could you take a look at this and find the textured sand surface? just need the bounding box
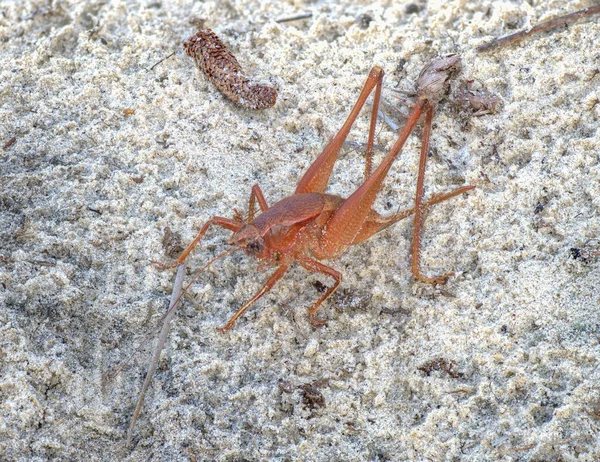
[1,0,599,460]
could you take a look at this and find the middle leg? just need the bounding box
[218,263,289,332]
[297,256,342,327]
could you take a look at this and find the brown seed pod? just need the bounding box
[183,29,278,110]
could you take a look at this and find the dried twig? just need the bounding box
[477,5,600,52]
[146,51,177,72]
[275,12,312,23]
[3,136,16,151]
[126,264,186,445]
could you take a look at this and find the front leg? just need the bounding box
[219,263,289,332]
[297,256,342,327]
[153,216,241,269]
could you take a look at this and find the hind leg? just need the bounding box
[350,186,474,246]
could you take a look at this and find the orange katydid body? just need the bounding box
[160,55,474,331]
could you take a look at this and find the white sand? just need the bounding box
[1,0,599,460]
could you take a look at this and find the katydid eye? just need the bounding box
[247,240,262,252]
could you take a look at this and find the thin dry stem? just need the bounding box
[275,12,312,23]
[477,5,600,52]
[126,264,186,446]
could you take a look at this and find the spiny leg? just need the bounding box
[218,263,289,332]
[411,105,458,285]
[364,71,382,181]
[320,99,427,258]
[295,66,384,195]
[297,256,341,327]
[351,185,475,245]
[154,216,241,269]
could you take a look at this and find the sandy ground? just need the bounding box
[1,0,600,460]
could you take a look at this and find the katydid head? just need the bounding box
[229,223,270,260]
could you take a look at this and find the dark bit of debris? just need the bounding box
[299,381,327,409]
[570,246,600,261]
[162,227,185,259]
[147,51,177,72]
[278,379,294,394]
[30,260,56,267]
[405,3,423,15]
[356,13,373,29]
[438,288,456,298]
[454,80,501,117]
[534,202,545,214]
[476,5,600,53]
[3,136,16,151]
[570,247,584,261]
[585,403,600,420]
[279,378,329,409]
[418,358,464,379]
[313,280,327,293]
